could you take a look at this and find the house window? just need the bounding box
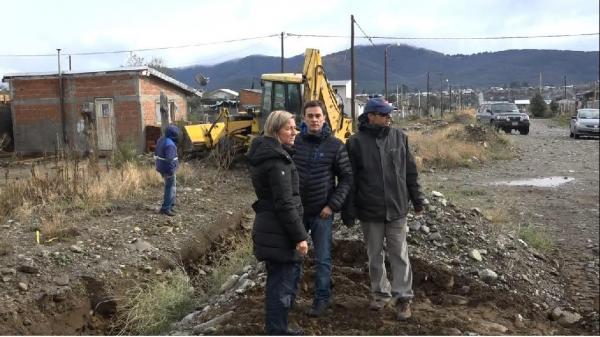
[101,103,111,117]
[155,99,175,125]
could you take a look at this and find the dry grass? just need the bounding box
[407,123,515,171]
[0,157,198,244]
[115,269,195,335]
[0,161,162,219]
[407,125,485,170]
[482,207,511,225]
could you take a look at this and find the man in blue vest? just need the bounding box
[293,100,353,317]
[155,125,180,216]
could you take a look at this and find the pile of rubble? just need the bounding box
[168,191,598,335]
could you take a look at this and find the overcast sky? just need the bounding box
[1,0,598,80]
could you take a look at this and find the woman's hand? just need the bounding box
[296,240,308,256]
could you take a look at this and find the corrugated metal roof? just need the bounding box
[2,66,200,96]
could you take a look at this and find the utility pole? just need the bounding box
[384,47,388,101]
[57,49,67,147]
[280,32,284,72]
[426,71,430,116]
[564,74,567,100]
[68,55,72,71]
[439,76,443,118]
[350,15,356,128]
[539,72,542,94]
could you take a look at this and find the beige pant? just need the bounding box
[361,218,414,302]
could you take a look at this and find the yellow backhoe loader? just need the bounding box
[181,48,353,157]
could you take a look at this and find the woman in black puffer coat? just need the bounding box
[246,110,308,336]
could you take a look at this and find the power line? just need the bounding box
[351,19,375,46]
[1,31,597,58]
[0,34,280,58]
[287,32,599,40]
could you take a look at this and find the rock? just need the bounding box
[235,279,256,294]
[1,268,16,275]
[479,268,498,282]
[133,239,154,252]
[2,276,11,283]
[439,198,448,206]
[431,191,444,198]
[17,265,38,274]
[420,225,431,234]
[446,294,469,305]
[219,275,240,293]
[471,207,483,215]
[428,232,443,241]
[469,249,483,262]
[517,239,528,247]
[514,314,525,329]
[54,276,70,286]
[18,282,28,291]
[439,327,462,335]
[143,266,153,273]
[193,311,234,334]
[480,321,508,333]
[70,245,84,253]
[408,221,422,232]
[551,307,582,326]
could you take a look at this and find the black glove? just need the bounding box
[342,216,357,227]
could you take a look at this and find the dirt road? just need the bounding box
[421,118,600,312]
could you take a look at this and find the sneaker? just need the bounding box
[369,298,390,311]
[396,301,412,320]
[306,299,330,317]
[284,327,304,335]
[159,209,175,217]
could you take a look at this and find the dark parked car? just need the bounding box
[570,108,599,139]
[476,102,530,135]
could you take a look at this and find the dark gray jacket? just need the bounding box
[246,136,308,263]
[293,123,353,217]
[345,122,425,222]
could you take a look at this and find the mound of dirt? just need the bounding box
[169,192,597,335]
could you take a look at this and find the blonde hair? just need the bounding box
[263,110,294,139]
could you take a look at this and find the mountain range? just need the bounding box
[169,44,599,93]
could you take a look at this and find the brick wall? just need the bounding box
[139,77,188,126]
[9,72,191,154]
[240,89,261,109]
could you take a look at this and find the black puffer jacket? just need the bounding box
[246,136,308,263]
[293,123,353,217]
[345,119,425,222]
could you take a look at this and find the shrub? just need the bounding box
[530,93,548,118]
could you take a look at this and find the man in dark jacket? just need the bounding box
[345,97,426,321]
[293,100,352,317]
[155,124,180,216]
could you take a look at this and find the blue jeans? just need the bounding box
[265,261,301,335]
[296,214,333,303]
[160,174,176,212]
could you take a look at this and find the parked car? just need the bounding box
[570,108,599,139]
[476,102,530,135]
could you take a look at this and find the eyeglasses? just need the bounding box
[374,112,391,118]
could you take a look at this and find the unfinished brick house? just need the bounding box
[2,66,198,154]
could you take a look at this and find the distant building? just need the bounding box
[330,80,352,116]
[239,88,261,112]
[2,66,198,155]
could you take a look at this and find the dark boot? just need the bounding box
[306,299,330,317]
[396,301,412,320]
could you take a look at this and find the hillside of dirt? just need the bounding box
[0,118,598,335]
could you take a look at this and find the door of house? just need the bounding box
[95,98,115,151]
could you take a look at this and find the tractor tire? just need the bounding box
[519,127,529,135]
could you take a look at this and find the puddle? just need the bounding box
[490,176,575,188]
